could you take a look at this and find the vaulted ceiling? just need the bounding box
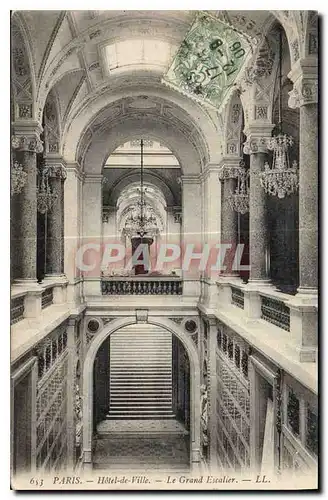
[12,10,314,168]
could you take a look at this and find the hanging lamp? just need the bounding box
[229,160,250,215]
[259,28,299,199]
[124,139,157,237]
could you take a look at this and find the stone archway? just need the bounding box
[82,316,201,471]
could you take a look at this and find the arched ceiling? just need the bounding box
[13,10,314,171]
[104,168,181,208]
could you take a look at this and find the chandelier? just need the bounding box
[229,161,250,214]
[11,159,27,196]
[37,167,57,214]
[259,28,299,199]
[125,139,157,237]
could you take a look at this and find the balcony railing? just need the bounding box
[260,295,290,331]
[41,287,54,309]
[11,294,25,325]
[101,277,183,295]
[231,286,244,309]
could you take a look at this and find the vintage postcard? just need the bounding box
[10,9,318,491]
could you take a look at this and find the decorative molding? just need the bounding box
[18,103,33,119]
[226,142,238,155]
[136,309,148,323]
[308,32,318,55]
[101,317,116,325]
[255,105,268,120]
[242,41,275,86]
[231,103,241,124]
[288,78,318,108]
[170,317,184,324]
[291,39,300,62]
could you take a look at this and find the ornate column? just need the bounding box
[288,57,318,294]
[44,158,67,279]
[11,125,43,285]
[243,125,274,284]
[218,158,243,277]
[287,57,318,362]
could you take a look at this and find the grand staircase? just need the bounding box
[107,324,174,419]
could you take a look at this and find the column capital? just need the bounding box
[11,121,43,153]
[243,124,274,155]
[46,165,67,181]
[44,157,67,181]
[288,57,318,108]
[12,133,43,154]
[218,157,243,181]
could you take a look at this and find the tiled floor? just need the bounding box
[93,419,190,472]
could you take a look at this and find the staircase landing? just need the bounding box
[94,419,190,472]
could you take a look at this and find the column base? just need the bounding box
[288,289,318,361]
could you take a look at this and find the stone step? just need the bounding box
[109,327,173,418]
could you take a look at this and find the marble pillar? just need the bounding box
[218,159,242,277]
[288,58,318,294]
[243,128,273,284]
[11,129,43,285]
[298,103,318,291]
[44,161,67,277]
[287,58,318,361]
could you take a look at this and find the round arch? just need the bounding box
[61,72,221,166]
[109,171,178,207]
[82,316,201,471]
[83,117,202,176]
